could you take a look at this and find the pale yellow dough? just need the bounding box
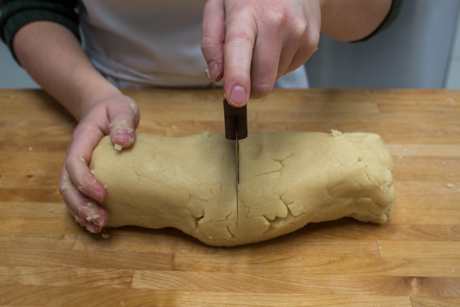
[90,131,395,246]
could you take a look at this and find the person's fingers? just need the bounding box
[274,12,309,79]
[249,16,285,99]
[65,121,107,203]
[276,44,299,80]
[68,207,103,233]
[283,26,320,76]
[223,7,257,107]
[108,100,139,149]
[201,0,225,82]
[59,166,109,233]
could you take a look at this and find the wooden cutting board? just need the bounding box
[0,88,459,307]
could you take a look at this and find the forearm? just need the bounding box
[13,21,120,120]
[320,0,392,41]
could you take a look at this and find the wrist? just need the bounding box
[75,75,122,120]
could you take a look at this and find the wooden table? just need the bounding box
[0,88,459,307]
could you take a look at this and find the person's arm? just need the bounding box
[13,21,139,232]
[320,0,392,42]
[201,0,393,107]
[13,21,119,120]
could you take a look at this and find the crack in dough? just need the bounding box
[89,131,396,246]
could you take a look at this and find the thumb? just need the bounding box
[108,99,139,149]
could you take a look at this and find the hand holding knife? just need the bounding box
[223,98,247,226]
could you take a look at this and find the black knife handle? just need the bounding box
[223,98,248,140]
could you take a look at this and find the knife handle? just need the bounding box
[223,98,248,140]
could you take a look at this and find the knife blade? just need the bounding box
[223,98,248,226]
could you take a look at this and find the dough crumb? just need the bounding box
[172,125,178,130]
[86,213,100,222]
[377,247,382,250]
[114,144,122,151]
[117,120,127,130]
[87,224,96,233]
[203,131,211,137]
[104,184,108,189]
[87,126,93,132]
[120,301,125,306]
[87,203,93,207]
[446,183,454,188]
[398,155,402,159]
[61,182,73,191]
[401,219,405,223]
[130,102,137,114]
[450,173,453,176]
[28,147,33,151]
[331,129,343,137]
[49,208,54,213]
[90,170,95,175]
[205,67,210,79]
[64,171,70,180]
[101,233,110,239]
[79,155,86,163]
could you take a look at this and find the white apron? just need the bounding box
[79,0,308,88]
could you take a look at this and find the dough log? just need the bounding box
[89,131,395,246]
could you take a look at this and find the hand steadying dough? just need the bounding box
[86,130,395,246]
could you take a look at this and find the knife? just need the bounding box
[223,98,248,225]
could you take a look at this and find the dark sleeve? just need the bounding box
[0,0,80,61]
[353,0,404,42]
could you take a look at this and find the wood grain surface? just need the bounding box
[0,88,459,307]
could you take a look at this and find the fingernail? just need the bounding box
[208,61,219,81]
[114,131,134,146]
[229,85,247,107]
[92,190,104,202]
